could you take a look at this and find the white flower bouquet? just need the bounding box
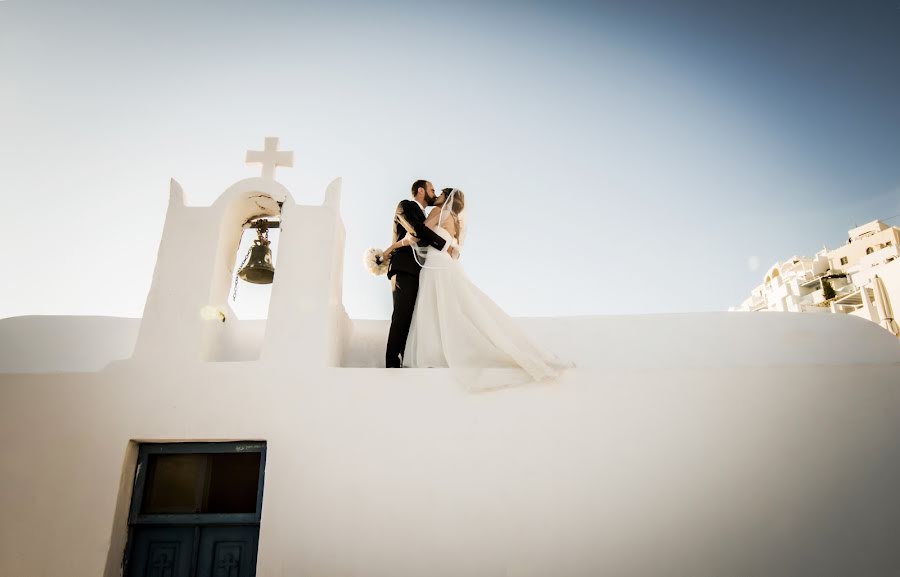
[364,247,389,276]
[364,212,417,276]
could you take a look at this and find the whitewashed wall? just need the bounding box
[1,314,899,577]
[3,312,900,374]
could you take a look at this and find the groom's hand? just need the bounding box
[447,246,457,258]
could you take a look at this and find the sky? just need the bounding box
[1,0,898,320]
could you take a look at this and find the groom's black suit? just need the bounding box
[385,199,448,368]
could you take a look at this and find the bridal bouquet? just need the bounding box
[364,212,416,276]
[364,247,389,276]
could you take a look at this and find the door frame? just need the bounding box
[122,441,267,577]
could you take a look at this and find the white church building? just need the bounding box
[2,140,900,577]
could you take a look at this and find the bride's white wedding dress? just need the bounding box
[403,225,572,389]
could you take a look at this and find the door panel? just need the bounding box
[125,444,266,577]
[127,526,195,577]
[196,526,259,577]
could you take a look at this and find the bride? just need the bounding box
[383,188,572,390]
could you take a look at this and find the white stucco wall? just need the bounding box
[3,311,900,374]
[0,316,140,373]
[1,357,899,577]
[1,313,899,577]
[345,311,900,369]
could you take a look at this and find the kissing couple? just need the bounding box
[379,179,571,390]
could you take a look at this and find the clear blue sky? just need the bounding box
[1,0,898,320]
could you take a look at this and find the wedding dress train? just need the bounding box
[403,226,571,389]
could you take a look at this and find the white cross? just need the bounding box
[245,137,294,180]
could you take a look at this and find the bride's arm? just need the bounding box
[441,218,461,259]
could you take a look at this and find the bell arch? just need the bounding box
[207,178,290,321]
[133,139,330,364]
[198,179,292,362]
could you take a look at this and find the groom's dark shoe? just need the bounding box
[386,353,402,368]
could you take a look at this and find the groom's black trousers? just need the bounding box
[386,271,420,368]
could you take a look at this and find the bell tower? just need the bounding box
[131,137,350,366]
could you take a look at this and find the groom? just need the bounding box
[385,180,453,368]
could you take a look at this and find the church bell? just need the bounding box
[238,220,275,284]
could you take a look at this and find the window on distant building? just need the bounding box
[840,256,848,266]
[866,247,875,255]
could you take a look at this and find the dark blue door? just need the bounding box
[123,442,266,577]
[196,526,260,577]
[127,526,261,577]
[128,527,194,577]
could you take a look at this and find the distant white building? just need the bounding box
[733,220,900,336]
